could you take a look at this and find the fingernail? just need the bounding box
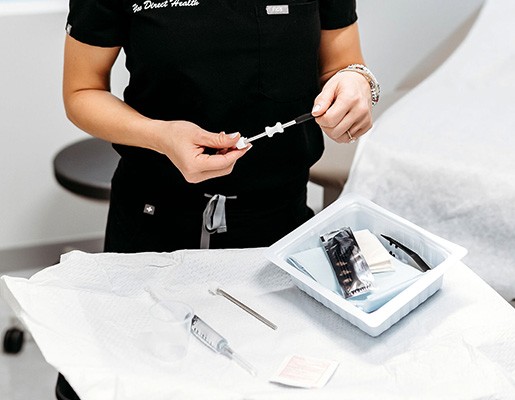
[228,132,240,138]
[312,104,322,113]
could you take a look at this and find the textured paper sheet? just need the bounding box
[1,249,515,399]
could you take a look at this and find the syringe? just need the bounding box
[190,315,258,376]
[235,112,314,149]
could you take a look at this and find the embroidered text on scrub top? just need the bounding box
[132,0,199,13]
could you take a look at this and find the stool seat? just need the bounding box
[53,138,120,200]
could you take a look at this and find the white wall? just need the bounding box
[0,8,128,260]
[0,0,484,263]
[0,11,101,251]
[358,0,484,93]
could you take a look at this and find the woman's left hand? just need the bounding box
[311,70,373,143]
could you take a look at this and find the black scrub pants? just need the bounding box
[102,156,314,253]
[55,158,314,399]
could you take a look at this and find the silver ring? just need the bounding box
[347,130,356,143]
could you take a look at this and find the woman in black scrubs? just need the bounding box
[57,0,378,398]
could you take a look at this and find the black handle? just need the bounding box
[294,112,315,125]
[380,234,432,272]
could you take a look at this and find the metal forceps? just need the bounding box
[381,234,432,272]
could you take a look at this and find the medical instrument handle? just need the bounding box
[215,288,277,330]
[380,234,431,272]
[238,111,315,148]
[294,112,314,124]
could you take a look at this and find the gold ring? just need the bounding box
[347,130,356,143]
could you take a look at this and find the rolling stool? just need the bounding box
[3,138,119,355]
[53,137,120,201]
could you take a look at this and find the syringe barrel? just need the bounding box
[191,315,228,353]
[191,315,258,376]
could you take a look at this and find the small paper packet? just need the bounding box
[354,229,394,273]
[269,354,339,388]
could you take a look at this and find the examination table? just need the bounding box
[344,0,515,303]
[1,248,515,399]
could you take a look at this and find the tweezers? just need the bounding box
[380,234,431,272]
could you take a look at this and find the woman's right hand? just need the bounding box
[152,120,251,183]
[63,36,249,183]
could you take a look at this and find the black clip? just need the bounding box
[380,234,431,272]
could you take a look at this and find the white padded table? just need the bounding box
[1,248,515,399]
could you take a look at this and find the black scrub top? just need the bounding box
[66,0,357,195]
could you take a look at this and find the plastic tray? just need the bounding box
[264,193,467,337]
